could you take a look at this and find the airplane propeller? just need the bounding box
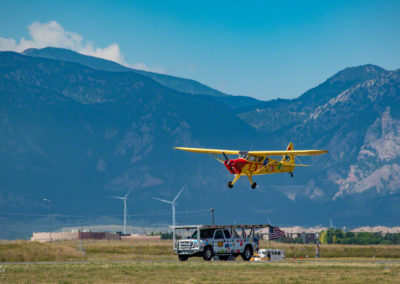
[222,152,229,162]
[223,152,235,172]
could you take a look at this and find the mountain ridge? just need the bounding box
[0,49,399,239]
[22,47,229,97]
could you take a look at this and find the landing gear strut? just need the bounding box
[227,175,241,188]
[248,175,257,189]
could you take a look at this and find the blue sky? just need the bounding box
[1,0,399,100]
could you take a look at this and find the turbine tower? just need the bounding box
[154,186,185,227]
[109,189,132,234]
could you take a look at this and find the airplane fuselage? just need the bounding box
[224,157,295,176]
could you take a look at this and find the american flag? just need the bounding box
[269,226,285,240]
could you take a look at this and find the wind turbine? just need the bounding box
[109,188,132,234]
[153,186,185,227]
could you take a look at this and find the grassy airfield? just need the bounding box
[2,261,400,283]
[1,240,399,283]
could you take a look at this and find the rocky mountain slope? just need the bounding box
[0,49,399,239]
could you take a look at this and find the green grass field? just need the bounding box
[1,239,400,262]
[1,240,400,283]
[1,261,399,283]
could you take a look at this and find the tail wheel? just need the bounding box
[242,245,253,261]
[228,181,234,188]
[203,246,214,261]
[251,182,257,189]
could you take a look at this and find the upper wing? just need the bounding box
[175,147,328,156]
[248,150,328,156]
[174,147,240,155]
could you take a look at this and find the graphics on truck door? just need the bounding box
[212,229,233,254]
[223,229,233,254]
[213,230,226,254]
[232,229,245,254]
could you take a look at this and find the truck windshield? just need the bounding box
[191,229,215,239]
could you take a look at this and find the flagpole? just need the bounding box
[268,225,271,248]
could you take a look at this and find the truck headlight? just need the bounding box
[191,242,199,248]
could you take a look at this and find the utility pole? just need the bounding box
[50,213,52,243]
[211,208,215,225]
[81,220,84,243]
[43,198,52,243]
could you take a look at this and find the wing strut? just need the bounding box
[208,153,224,163]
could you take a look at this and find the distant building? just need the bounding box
[350,226,400,234]
[258,226,326,242]
[120,234,161,241]
[31,231,120,242]
[281,226,326,241]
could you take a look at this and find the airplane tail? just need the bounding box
[282,142,295,165]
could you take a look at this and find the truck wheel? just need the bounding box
[241,245,253,261]
[178,255,188,261]
[203,246,214,261]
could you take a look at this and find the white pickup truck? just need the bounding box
[173,224,267,261]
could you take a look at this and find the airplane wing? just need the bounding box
[174,147,240,155]
[248,150,328,156]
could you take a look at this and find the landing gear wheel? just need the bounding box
[228,181,234,188]
[178,255,188,261]
[251,182,257,189]
[241,246,253,261]
[290,172,294,178]
[203,246,214,261]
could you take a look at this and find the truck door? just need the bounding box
[213,230,225,254]
[231,228,244,254]
[223,229,233,254]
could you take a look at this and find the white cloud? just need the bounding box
[0,21,164,73]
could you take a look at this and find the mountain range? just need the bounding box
[0,47,399,239]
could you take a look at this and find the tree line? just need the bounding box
[318,229,400,245]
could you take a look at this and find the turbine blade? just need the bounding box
[173,186,185,202]
[153,197,173,204]
[109,196,125,200]
[125,188,133,198]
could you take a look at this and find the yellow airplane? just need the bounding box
[175,143,328,189]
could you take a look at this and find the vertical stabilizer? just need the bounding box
[282,142,295,164]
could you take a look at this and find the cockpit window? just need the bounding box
[239,152,249,159]
[249,155,257,161]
